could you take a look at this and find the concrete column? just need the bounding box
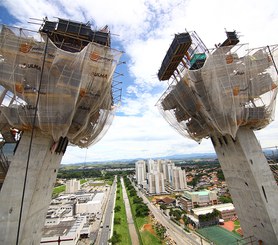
[0,130,63,245]
[212,127,278,244]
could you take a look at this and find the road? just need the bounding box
[136,186,209,245]
[96,177,117,245]
[121,177,139,245]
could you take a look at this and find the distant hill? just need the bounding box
[61,147,278,167]
[158,152,217,160]
[61,152,218,166]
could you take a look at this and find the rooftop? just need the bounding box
[42,220,75,237]
[192,203,235,216]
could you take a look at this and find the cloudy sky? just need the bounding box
[1,0,278,164]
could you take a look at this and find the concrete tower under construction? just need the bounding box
[157,31,278,244]
[0,18,122,244]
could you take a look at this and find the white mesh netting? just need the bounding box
[0,25,122,147]
[157,44,278,142]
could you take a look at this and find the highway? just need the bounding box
[135,186,209,245]
[96,177,117,245]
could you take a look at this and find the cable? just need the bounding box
[268,45,278,75]
[16,34,49,245]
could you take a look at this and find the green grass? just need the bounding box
[113,181,132,245]
[126,189,162,245]
[105,179,114,186]
[233,220,241,234]
[52,185,65,198]
[80,179,88,185]
[141,230,162,245]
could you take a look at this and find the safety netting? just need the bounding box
[157,42,278,142]
[0,25,122,147]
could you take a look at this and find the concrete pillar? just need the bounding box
[0,131,63,245]
[211,127,278,244]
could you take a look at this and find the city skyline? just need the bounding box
[0,0,278,164]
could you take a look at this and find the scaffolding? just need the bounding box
[157,31,278,142]
[0,19,122,148]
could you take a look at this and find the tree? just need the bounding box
[114,217,121,225]
[129,189,136,197]
[219,196,233,203]
[135,203,149,217]
[183,215,190,226]
[114,205,121,212]
[133,196,143,204]
[170,209,182,221]
[155,223,167,240]
[108,231,121,244]
[217,169,225,181]
[198,208,220,222]
[160,203,167,210]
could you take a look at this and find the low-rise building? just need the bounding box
[76,192,104,214]
[180,190,218,210]
[186,203,236,228]
[191,203,236,221]
[41,216,87,245]
[42,180,109,244]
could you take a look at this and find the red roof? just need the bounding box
[156,196,175,205]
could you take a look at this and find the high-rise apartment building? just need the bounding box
[172,167,187,191]
[147,159,155,173]
[137,159,186,194]
[167,162,175,184]
[65,179,80,193]
[147,172,165,194]
[135,160,147,186]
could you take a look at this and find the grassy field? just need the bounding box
[126,189,162,244]
[80,179,88,185]
[105,179,114,186]
[112,181,132,245]
[52,185,65,198]
[233,220,241,234]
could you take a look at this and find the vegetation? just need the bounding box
[217,169,225,181]
[169,208,183,221]
[124,177,149,218]
[198,209,220,222]
[153,223,167,240]
[52,185,65,198]
[233,220,241,234]
[219,196,233,203]
[187,174,202,187]
[112,176,132,245]
[57,169,102,179]
[109,231,122,245]
[159,203,167,210]
[114,205,121,212]
[183,214,190,226]
[124,177,161,244]
[80,179,88,185]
